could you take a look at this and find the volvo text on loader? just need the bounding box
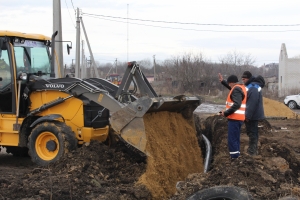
[0,30,201,166]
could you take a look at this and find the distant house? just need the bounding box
[146,72,173,83]
[146,76,154,83]
[264,76,278,92]
[278,43,300,97]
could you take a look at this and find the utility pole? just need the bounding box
[53,0,63,78]
[86,58,89,78]
[127,4,129,62]
[80,17,100,78]
[75,7,81,78]
[81,40,85,78]
[88,57,92,78]
[115,58,117,74]
[153,55,156,81]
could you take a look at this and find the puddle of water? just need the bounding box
[194,103,225,114]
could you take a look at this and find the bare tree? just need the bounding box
[164,52,206,94]
[218,50,256,77]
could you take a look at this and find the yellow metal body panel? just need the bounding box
[30,91,84,126]
[29,90,109,143]
[0,115,23,146]
[0,30,50,41]
[80,126,109,143]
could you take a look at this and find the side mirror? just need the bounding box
[67,43,72,55]
[18,72,27,81]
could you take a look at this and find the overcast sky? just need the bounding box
[1,0,300,67]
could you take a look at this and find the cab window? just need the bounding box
[0,45,13,112]
[0,49,11,90]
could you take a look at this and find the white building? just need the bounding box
[278,43,300,97]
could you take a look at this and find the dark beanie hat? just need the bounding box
[242,71,252,79]
[227,75,238,83]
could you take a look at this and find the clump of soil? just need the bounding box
[171,115,300,199]
[139,111,203,199]
[1,141,151,200]
[264,97,299,119]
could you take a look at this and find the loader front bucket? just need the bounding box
[110,95,201,154]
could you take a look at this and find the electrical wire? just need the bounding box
[82,13,300,27]
[70,0,75,11]
[82,14,300,33]
[64,0,76,28]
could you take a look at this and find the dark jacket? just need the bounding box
[223,85,245,117]
[244,76,265,120]
[221,76,265,120]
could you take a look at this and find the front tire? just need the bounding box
[28,121,77,166]
[288,101,297,109]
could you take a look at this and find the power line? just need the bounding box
[82,14,300,33]
[82,13,300,27]
[64,0,75,28]
[70,0,75,11]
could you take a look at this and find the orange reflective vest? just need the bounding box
[225,84,247,121]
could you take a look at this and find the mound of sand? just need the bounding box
[139,111,203,199]
[263,97,299,119]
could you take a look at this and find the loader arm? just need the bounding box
[77,62,200,154]
[115,61,157,102]
[27,61,200,154]
[111,62,201,153]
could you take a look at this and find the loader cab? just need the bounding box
[0,31,51,115]
[0,37,14,113]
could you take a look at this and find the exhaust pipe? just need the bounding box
[50,31,58,78]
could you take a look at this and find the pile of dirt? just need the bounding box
[139,112,203,199]
[0,141,150,199]
[0,111,203,200]
[263,97,299,119]
[171,115,300,199]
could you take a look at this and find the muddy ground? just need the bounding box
[172,116,300,200]
[0,113,300,199]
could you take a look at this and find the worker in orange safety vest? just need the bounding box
[219,74,247,160]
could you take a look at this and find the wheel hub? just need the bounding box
[46,140,57,151]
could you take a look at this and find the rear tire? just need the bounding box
[288,101,297,109]
[28,121,77,166]
[187,186,253,200]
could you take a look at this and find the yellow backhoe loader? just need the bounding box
[0,30,201,166]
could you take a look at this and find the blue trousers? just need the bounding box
[227,120,243,158]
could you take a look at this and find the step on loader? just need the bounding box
[0,30,201,165]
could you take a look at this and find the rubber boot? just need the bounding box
[247,138,257,156]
